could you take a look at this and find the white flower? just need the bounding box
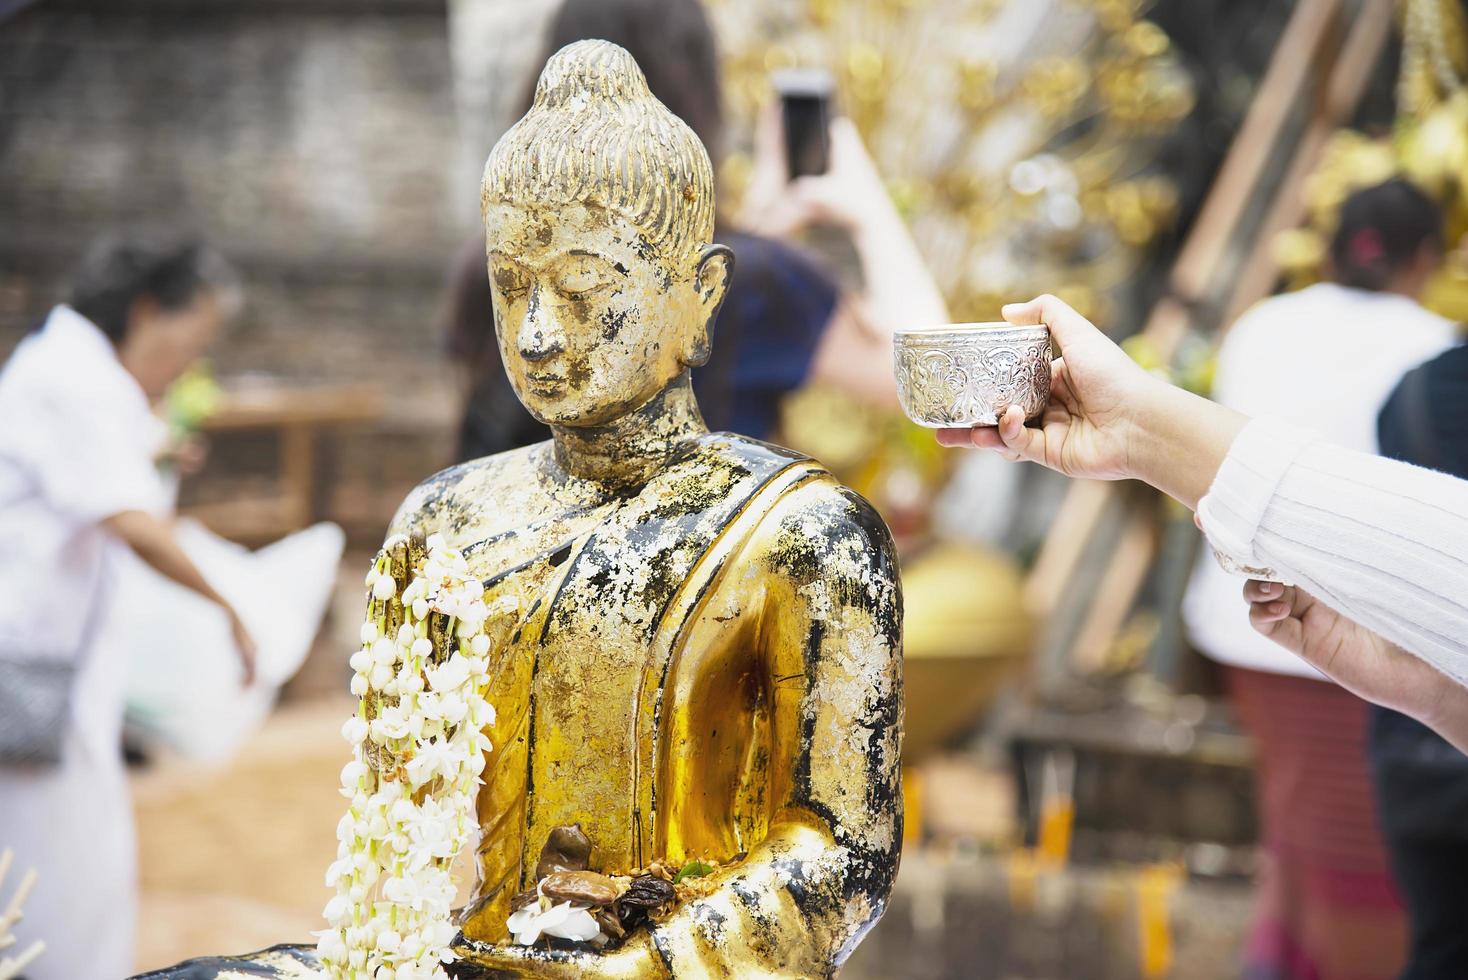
[426,919,459,952]
[315,927,348,962]
[323,893,352,925]
[372,573,397,601]
[369,661,395,690]
[372,638,399,667]
[341,716,369,745]
[411,637,433,660]
[405,740,463,789]
[371,705,415,742]
[324,857,353,888]
[426,654,471,694]
[340,759,368,790]
[349,648,372,673]
[506,901,603,946]
[350,674,369,696]
[469,634,491,658]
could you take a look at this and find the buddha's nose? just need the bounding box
[517,288,565,362]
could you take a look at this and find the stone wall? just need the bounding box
[0,0,466,394]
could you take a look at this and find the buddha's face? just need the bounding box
[486,201,730,428]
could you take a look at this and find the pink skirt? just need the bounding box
[1227,665,1405,980]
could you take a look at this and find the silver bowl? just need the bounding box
[893,322,1052,428]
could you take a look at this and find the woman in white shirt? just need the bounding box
[0,234,255,980]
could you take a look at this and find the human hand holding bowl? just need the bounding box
[930,294,1246,510]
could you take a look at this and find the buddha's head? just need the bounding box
[481,40,732,428]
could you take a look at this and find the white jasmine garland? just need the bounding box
[318,534,509,980]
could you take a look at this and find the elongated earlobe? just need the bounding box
[686,243,734,368]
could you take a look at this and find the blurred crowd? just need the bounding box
[3,1,1468,979]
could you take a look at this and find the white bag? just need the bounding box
[112,520,345,763]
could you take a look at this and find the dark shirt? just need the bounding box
[446,230,838,462]
[1370,338,1468,840]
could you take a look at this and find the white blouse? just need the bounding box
[0,305,168,752]
[1199,416,1468,685]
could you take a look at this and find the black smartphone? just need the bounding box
[774,68,835,178]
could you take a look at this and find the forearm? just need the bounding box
[102,510,232,612]
[806,303,901,404]
[1126,378,1249,510]
[850,204,949,333]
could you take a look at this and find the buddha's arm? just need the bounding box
[647,479,904,977]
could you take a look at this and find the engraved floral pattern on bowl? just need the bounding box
[893,323,1052,428]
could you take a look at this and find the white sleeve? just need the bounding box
[1198,416,1468,683]
[31,396,166,524]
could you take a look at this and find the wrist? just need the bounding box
[1124,379,1246,509]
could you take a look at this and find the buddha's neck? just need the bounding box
[550,373,708,488]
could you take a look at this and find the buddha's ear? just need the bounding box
[686,243,734,368]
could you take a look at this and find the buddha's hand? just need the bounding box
[935,294,1248,510]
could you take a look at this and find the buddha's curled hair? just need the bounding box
[482,40,716,265]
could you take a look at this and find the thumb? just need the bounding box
[1001,293,1097,354]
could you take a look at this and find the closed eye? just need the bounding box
[490,255,533,298]
[554,253,621,301]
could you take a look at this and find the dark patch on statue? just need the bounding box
[599,305,630,341]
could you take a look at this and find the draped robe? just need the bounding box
[415,433,903,978]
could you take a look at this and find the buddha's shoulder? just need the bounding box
[692,435,896,574]
[683,431,810,476]
[388,442,547,534]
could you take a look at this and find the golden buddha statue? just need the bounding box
[137,39,901,980]
[434,39,902,977]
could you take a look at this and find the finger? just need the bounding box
[1249,601,1304,653]
[1242,579,1283,604]
[936,428,970,448]
[995,403,1046,462]
[752,102,787,179]
[1248,599,1292,624]
[936,426,1006,450]
[750,195,816,238]
[965,427,1007,450]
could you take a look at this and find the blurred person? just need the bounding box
[934,292,1468,740]
[444,0,947,460]
[1365,341,1468,980]
[1178,179,1452,980]
[0,233,256,980]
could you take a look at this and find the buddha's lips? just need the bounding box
[527,373,567,396]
